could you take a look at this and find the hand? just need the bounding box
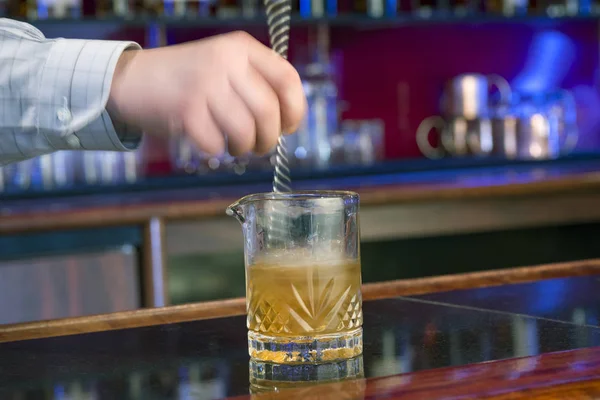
[108,31,307,156]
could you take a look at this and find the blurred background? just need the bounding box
[3,0,600,324]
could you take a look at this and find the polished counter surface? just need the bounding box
[2,260,600,399]
[1,296,598,398]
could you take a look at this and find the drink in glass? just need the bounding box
[227,191,363,364]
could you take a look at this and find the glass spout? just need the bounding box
[226,201,245,224]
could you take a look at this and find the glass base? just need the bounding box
[249,356,365,394]
[248,327,363,364]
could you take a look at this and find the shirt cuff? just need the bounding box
[37,38,142,152]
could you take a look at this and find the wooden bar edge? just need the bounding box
[2,258,600,344]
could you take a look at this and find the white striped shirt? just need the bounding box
[0,18,142,166]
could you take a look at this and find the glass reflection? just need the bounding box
[249,356,365,397]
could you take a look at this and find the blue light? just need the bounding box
[510,31,576,95]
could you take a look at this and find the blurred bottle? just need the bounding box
[26,0,38,18]
[142,0,164,15]
[113,0,133,16]
[80,150,143,185]
[5,0,25,17]
[188,0,216,16]
[545,0,578,16]
[300,0,327,17]
[96,0,133,17]
[367,0,384,16]
[1,152,76,193]
[485,0,527,14]
[217,0,240,17]
[169,137,208,174]
[241,0,259,17]
[163,0,187,16]
[293,27,338,170]
[336,120,384,165]
[26,0,82,18]
[312,0,325,16]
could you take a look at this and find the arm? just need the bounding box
[0,18,142,166]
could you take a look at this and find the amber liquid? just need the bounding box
[246,258,363,337]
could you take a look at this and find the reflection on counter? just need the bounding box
[1,290,600,399]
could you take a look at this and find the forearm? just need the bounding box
[0,18,142,166]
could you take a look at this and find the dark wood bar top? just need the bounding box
[3,158,600,233]
[2,259,600,398]
[232,347,600,399]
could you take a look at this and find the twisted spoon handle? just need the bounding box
[264,0,292,193]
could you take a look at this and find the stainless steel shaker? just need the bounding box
[417,73,512,159]
[416,116,493,158]
[490,115,518,159]
[443,73,512,119]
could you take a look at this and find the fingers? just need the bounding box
[180,31,307,157]
[209,78,256,156]
[245,39,307,134]
[182,99,226,156]
[231,64,280,155]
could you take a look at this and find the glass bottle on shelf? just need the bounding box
[367,0,384,16]
[95,0,111,17]
[113,0,133,17]
[501,0,528,15]
[163,0,187,16]
[96,0,133,17]
[544,0,576,16]
[188,0,216,16]
[294,37,338,169]
[5,0,24,17]
[241,0,258,17]
[217,0,240,17]
[49,0,82,18]
[26,0,38,18]
[141,0,164,16]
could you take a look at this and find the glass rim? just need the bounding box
[231,190,359,206]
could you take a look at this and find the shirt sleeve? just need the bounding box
[0,18,143,166]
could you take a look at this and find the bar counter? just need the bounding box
[3,259,600,399]
[4,157,600,234]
